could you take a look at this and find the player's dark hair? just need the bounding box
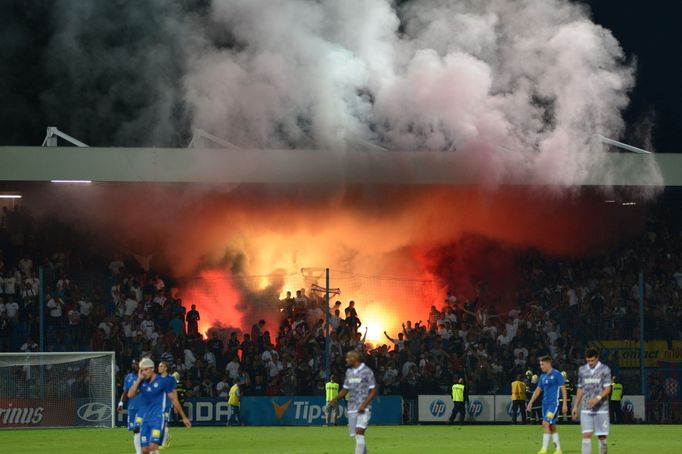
[539,355,552,363]
[585,347,600,358]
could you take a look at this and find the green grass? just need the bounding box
[1,424,681,453]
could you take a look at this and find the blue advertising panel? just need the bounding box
[242,395,403,426]
[117,395,403,426]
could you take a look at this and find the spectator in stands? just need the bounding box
[186,304,200,336]
[20,337,38,352]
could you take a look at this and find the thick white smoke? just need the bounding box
[184,0,656,186]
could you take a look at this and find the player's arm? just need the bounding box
[572,387,584,418]
[168,389,192,428]
[358,387,377,414]
[526,387,542,412]
[586,383,611,409]
[117,386,129,413]
[560,384,568,414]
[127,371,144,399]
[401,323,408,336]
[329,388,348,406]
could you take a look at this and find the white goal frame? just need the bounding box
[0,351,116,428]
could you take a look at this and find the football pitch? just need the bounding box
[1,425,680,453]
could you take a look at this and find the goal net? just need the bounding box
[0,352,115,428]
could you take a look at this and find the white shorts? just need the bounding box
[347,411,372,437]
[581,411,610,436]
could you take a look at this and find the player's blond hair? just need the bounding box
[347,350,362,362]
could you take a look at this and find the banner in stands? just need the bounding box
[418,395,494,422]
[595,340,682,368]
[241,395,402,426]
[0,399,75,428]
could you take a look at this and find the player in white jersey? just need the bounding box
[572,348,612,454]
[328,351,377,454]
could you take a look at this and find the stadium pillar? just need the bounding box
[639,271,645,395]
[325,268,331,382]
[39,266,45,400]
[39,266,44,352]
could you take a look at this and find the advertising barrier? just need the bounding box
[493,395,514,422]
[75,399,113,427]
[0,399,75,428]
[242,395,403,426]
[418,395,495,422]
[421,395,647,423]
[116,398,232,427]
[116,396,403,426]
[115,394,645,426]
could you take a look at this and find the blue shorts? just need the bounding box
[542,403,560,425]
[127,408,141,431]
[140,417,165,447]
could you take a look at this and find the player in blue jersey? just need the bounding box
[527,356,568,454]
[128,358,191,454]
[119,359,142,454]
[158,360,175,449]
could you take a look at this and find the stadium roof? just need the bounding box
[0,145,677,186]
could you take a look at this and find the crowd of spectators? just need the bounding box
[1,203,682,404]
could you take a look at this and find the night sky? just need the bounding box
[0,0,679,152]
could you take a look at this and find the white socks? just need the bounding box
[162,428,170,447]
[355,434,366,454]
[599,438,608,454]
[542,434,550,450]
[552,432,561,450]
[582,439,591,454]
[134,433,142,454]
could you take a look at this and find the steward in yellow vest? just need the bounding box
[227,383,241,426]
[448,378,468,425]
[610,376,624,424]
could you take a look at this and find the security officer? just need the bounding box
[227,382,241,426]
[324,374,340,426]
[560,370,574,422]
[172,371,185,427]
[525,371,535,424]
[610,375,624,423]
[529,374,542,424]
[511,374,527,424]
[449,377,469,425]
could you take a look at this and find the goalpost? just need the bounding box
[0,352,116,429]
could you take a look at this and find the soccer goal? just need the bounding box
[0,352,116,428]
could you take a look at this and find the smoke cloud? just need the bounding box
[1,0,662,186]
[184,0,649,185]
